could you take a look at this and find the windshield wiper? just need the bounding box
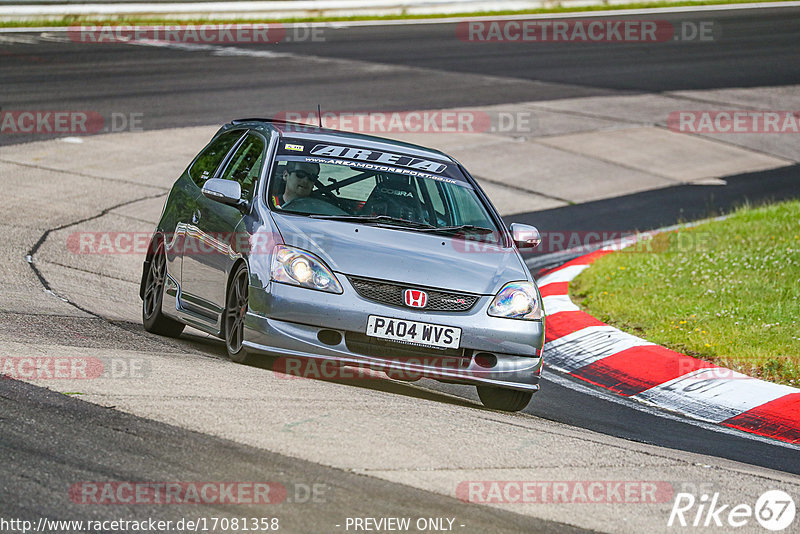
[416,225,495,235]
[309,214,436,229]
[309,216,494,235]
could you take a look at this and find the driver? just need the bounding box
[273,161,320,207]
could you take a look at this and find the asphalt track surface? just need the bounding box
[511,163,800,244]
[2,5,800,531]
[1,6,799,146]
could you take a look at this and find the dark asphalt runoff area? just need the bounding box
[1,377,587,534]
[1,4,799,530]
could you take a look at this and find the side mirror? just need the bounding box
[509,223,541,249]
[202,178,244,208]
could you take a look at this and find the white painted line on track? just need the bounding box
[311,0,800,26]
[126,39,293,58]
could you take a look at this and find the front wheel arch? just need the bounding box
[223,258,249,321]
[223,260,256,364]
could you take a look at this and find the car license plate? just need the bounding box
[366,315,461,350]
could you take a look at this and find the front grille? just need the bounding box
[348,276,479,312]
[345,332,468,360]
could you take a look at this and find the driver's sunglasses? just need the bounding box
[293,169,318,181]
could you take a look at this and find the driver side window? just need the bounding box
[269,161,288,208]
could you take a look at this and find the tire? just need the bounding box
[224,263,255,364]
[142,242,185,338]
[476,386,533,412]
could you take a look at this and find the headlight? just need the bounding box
[488,282,543,320]
[271,245,343,294]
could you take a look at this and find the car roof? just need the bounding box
[228,118,457,164]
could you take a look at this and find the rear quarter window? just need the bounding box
[189,130,246,188]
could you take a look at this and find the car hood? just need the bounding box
[271,213,530,295]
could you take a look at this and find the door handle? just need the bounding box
[192,211,201,224]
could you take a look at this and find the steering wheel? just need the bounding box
[282,196,348,216]
[363,194,426,223]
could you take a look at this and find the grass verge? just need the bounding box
[0,0,795,28]
[570,199,800,387]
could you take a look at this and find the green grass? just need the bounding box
[0,0,794,28]
[570,200,800,387]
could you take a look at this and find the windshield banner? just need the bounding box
[276,139,466,185]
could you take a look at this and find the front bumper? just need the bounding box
[242,277,544,392]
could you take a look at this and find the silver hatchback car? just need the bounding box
[141,119,544,411]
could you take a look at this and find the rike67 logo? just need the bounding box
[668,489,795,530]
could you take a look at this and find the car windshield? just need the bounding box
[267,139,501,243]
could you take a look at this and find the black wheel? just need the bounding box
[142,242,185,337]
[476,386,533,412]
[224,263,254,364]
